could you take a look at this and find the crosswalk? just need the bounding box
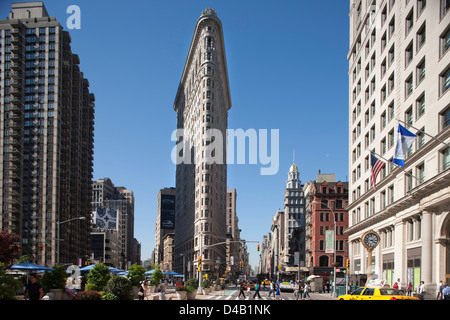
[203,289,298,300]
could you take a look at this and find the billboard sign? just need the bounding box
[161,194,175,229]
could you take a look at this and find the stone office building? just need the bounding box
[172,9,232,280]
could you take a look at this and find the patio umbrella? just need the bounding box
[164,271,183,276]
[109,267,124,274]
[79,264,96,272]
[10,262,51,271]
[144,269,155,275]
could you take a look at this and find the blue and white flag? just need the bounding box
[392,124,417,167]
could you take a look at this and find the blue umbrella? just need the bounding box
[144,269,155,275]
[79,264,123,274]
[10,262,50,271]
[164,271,183,276]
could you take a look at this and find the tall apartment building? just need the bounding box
[173,9,231,280]
[154,187,175,266]
[0,2,95,267]
[347,0,450,293]
[92,178,135,268]
[303,173,349,283]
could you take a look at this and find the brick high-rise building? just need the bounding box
[173,8,231,280]
[304,173,349,283]
[0,2,94,267]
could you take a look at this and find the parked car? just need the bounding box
[338,286,420,300]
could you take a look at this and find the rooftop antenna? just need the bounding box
[293,149,295,163]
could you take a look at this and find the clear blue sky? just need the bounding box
[1,0,350,269]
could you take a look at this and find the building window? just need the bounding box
[441,0,450,19]
[417,0,426,17]
[388,45,395,67]
[440,27,450,57]
[389,16,396,39]
[416,23,426,52]
[388,185,394,204]
[416,59,425,84]
[405,107,413,125]
[405,73,413,97]
[441,105,450,130]
[441,147,450,171]
[416,94,425,118]
[440,66,450,97]
[405,9,414,36]
[416,163,425,184]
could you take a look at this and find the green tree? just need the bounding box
[150,268,164,286]
[86,263,111,291]
[41,265,67,294]
[103,276,133,300]
[127,263,146,286]
[0,230,19,265]
[0,262,21,300]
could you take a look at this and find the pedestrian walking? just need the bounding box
[220,279,225,296]
[293,282,300,300]
[138,280,148,300]
[326,282,330,293]
[418,281,427,300]
[267,280,275,298]
[246,281,251,298]
[407,282,412,296]
[25,273,43,300]
[275,283,282,300]
[303,282,311,300]
[253,282,262,299]
[238,281,246,299]
[442,284,450,300]
[437,280,444,300]
[393,282,399,290]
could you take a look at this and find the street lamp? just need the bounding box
[179,253,186,283]
[312,200,337,297]
[56,216,86,265]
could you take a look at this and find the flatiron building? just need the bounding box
[173,8,231,279]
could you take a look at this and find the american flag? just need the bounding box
[370,153,385,190]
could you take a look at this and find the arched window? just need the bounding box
[319,255,329,267]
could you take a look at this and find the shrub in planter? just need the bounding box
[41,265,66,294]
[103,276,133,300]
[150,268,164,287]
[86,263,111,291]
[185,278,198,293]
[0,263,21,300]
[201,280,210,289]
[127,264,146,287]
[73,290,102,300]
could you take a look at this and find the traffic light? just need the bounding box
[257,244,260,252]
[16,244,21,252]
[198,256,202,264]
[346,259,350,269]
[40,243,44,251]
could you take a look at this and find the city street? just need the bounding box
[197,286,336,301]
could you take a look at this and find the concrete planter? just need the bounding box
[49,289,63,300]
[176,291,187,300]
[202,288,210,295]
[186,291,197,300]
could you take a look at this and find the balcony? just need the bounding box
[10,79,23,88]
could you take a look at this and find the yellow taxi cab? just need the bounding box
[338,286,420,300]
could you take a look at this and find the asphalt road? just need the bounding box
[200,286,336,301]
